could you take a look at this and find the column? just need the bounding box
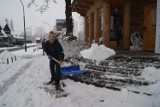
[94,9,100,44]
[89,13,93,45]
[155,0,160,54]
[103,2,110,47]
[123,3,131,49]
[84,16,89,42]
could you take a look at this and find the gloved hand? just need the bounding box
[48,55,51,59]
[59,61,64,66]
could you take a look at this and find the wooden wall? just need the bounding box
[77,0,157,49]
[130,0,156,39]
[130,0,144,38]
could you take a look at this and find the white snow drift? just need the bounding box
[141,67,160,82]
[80,44,116,61]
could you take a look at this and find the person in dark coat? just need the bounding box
[42,39,46,55]
[44,31,64,90]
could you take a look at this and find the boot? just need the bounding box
[46,80,54,85]
[55,85,61,90]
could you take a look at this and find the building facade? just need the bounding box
[72,0,157,52]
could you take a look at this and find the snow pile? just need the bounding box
[150,82,160,106]
[0,46,16,51]
[141,67,160,82]
[25,43,37,46]
[148,82,160,95]
[80,44,116,61]
[141,67,160,100]
[140,67,160,106]
[11,46,42,58]
[0,50,15,60]
[0,50,16,64]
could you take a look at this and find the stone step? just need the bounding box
[86,65,141,76]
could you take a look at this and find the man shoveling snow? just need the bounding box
[44,31,64,90]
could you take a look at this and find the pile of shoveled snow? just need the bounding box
[0,50,15,60]
[140,67,160,106]
[0,50,16,64]
[80,44,116,61]
[141,67,160,82]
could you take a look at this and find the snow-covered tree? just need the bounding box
[5,18,9,25]
[34,27,46,38]
[10,20,14,31]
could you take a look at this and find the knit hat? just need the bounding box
[49,31,56,40]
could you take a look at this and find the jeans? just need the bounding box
[43,49,45,55]
[49,60,61,86]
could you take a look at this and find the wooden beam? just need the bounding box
[123,3,131,49]
[76,4,90,9]
[94,9,100,44]
[89,13,94,45]
[103,2,110,47]
[86,0,104,16]
[76,6,88,11]
[105,0,130,4]
[76,5,89,10]
[74,7,87,16]
[84,17,89,42]
[72,0,95,9]
[77,0,94,6]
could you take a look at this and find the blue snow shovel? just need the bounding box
[51,58,86,75]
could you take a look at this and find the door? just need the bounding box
[144,3,156,51]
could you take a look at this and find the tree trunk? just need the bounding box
[65,0,73,36]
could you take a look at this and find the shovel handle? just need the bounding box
[51,57,61,65]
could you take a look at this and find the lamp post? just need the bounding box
[19,0,27,52]
[42,22,51,30]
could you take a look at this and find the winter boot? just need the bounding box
[46,80,54,85]
[55,85,61,90]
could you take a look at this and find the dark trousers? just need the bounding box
[43,49,45,55]
[50,60,61,86]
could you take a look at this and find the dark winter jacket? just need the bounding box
[44,39,64,62]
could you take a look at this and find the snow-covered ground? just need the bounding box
[0,43,160,107]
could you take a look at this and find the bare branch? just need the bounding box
[53,0,57,3]
[27,0,38,8]
[27,0,57,13]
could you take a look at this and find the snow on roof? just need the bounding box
[12,33,24,39]
[36,37,41,40]
[14,36,24,39]
[0,22,6,29]
[0,30,8,37]
[80,43,116,62]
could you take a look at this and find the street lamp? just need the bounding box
[42,22,51,30]
[19,0,27,52]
